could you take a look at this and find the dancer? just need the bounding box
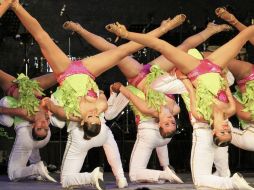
[42,96,128,189]
[0,69,57,139]
[10,0,183,139]
[215,7,254,151]
[106,23,254,189]
[63,19,231,137]
[105,82,183,183]
[176,50,252,189]
[105,22,254,144]
[0,70,57,182]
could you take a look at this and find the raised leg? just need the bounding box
[207,25,254,68]
[0,0,11,17]
[215,7,254,45]
[63,14,186,78]
[11,1,70,76]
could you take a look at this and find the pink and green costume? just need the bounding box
[53,61,99,118]
[128,64,173,112]
[187,58,227,123]
[6,73,44,116]
[234,66,254,127]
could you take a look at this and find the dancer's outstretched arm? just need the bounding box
[0,0,11,17]
[215,7,254,45]
[0,106,34,121]
[41,97,81,122]
[111,82,159,117]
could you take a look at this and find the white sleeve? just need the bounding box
[49,95,66,129]
[151,74,187,94]
[226,70,235,87]
[104,92,129,120]
[0,97,14,127]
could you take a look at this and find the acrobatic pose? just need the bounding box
[106,22,254,189]
[105,83,184,183]
[63,18,231,138]
[0,69,56,182]
[10,0,186,141]
[215,8,254,151]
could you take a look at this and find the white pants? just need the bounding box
[191,123,234,189]
[129,120,171,182]
[8,125,51,181]
[231,124,254,151]
[61,122,124,187]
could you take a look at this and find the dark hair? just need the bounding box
[213,134,230,147]
[159,127,176,138]
[32,128,47,141]
[82,122,101,140]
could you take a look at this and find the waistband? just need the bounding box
[128,64,151,87]
[187,59,222,82]
[57,60,95,84]
[236,66,254,88]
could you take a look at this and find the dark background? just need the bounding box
[0,0,254,174]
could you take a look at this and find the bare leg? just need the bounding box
[206,25,254,68]
[227,59,253,81]
[178,22,232,52]
[0,0,11,17]
[32,73,57,90]
[106,23,199,74]
[11,2,70,76]
[153,22,232,71]
[215,7,254,45]
[63,15,186,78]
[106,23,254,73]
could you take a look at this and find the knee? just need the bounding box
[61,174,69,188]
[129,167,138,182]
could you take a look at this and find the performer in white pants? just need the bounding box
[0,96,56,182]
[105,84,183,183]
[47,95,128,189]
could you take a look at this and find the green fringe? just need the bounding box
[234,80,254,124]
[14,73,44,116]
[196,73,226,123]
[144,65,167,112]
[53,74,99,119]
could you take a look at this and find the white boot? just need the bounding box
[36,161,57,182]
[116,177,128,188]
[163,165,184,183]
[91,167,105,190]
[232,173,254,190]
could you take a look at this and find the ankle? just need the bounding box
[11,1,20,11]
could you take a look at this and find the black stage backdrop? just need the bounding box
[0,0,254,174]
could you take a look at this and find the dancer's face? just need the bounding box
[33,111,50,138]
[212,121,232,145]
[159,111,176,138]
[83,109,101,126]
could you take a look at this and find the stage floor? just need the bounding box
[0,172,254,190]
